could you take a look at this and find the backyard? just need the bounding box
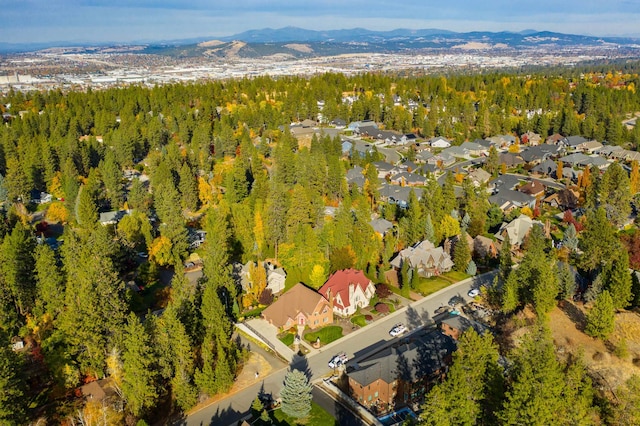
[252,402,336,426]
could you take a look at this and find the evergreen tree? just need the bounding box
[0,340,27,425]
[128,178,151,213]
[178,162,199,212]
[557,262,576,301]
[584,274,603,303]
[34,244,65,318]
[579,207,619,272]
[0,222,36,316]
[75,184,98,227]
[603,249,632,310]
[424,213,435,244]
[599,162,631,227]
[562,223,578,252]
[498,232,512,284]
[421,329,503,426]
[499,325,566,425]
[122,313,158,417]
[466,260,477,276]
[280,369,313,420]
[453,232,471,273]
[585,290,615,339]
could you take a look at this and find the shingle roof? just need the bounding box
[262,283,328,328]
[319,269,373,310]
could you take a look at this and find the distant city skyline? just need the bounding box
[2,1,640,45]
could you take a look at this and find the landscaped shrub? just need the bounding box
[375,302,390,313]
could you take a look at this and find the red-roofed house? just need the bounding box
[319,269,376,317]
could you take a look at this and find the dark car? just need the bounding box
[448,295,464,306]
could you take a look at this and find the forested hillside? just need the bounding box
[1,63,640,424]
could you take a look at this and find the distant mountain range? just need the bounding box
[2,26,640,56]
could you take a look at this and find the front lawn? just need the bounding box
[304,325,343,344]
[279,332,295,347]
[351,315,367,327]
[253,402,336,426]
[415,271,469,296]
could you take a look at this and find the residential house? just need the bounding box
[99,209,130,226]
[563,135,588,149]
[346,166,366,188]
[355,124,381,138]
[473,235,498,259]
[346,330,455,414]
[543,189,579,210]
[495,215,535,249]
[348,120,377,132]
[373,161,397,179]
[319,269,376,317]
[390,171,427,187]
[521,131,542,146]
[187,229,207,249]
[546,133,565,145]
[331,118,347,128]
[559,152,591,168]
[489,189,536,213]
[577,140,603,154]
[473,138,496,149]
[488,134,516,148]
[459,141,487,156]
[341,140,353,155]
[370,218,394,237]
[467,168,492,187]
[520,144,560,164]
[390,240,454,278]
[30,190,53,204]
[518,181,546,198]
[426,152,455,168]
[498,152,524,168]
[416,150,434,164]
[80,379,118,403]
[262,283,333,330]
[442,146,469,159]
[440,315,491,341]
[352,141,376,158]
[428,136,452,148]
[531,159,557,176]
[235,261,286,295]
[595,145,623,157]
[379,184,423,208]
[490,174,524,193]
[398,160,419,173]
[578,155,610,170]
[417,164,439,175]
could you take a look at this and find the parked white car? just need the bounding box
[468,288,480,298]
[328,352,349,369]
[389,323,408,337]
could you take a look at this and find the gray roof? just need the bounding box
[565,135,588,147]
[489,174,523,191]
[442,146,468,158]
[559,152,590,166]
[369,218,394,235]
[391,171,427,186]
[379,184,423,205]
[347,330,455,386]
[441,315,491,337]
[346,166,366,188]
[578,155,609,168]
[520,145,560,163]
[489,189,535,209]
[498,152,524,167]
[460,141,485,152]
[532,159,557,175]
[373,161,395,173]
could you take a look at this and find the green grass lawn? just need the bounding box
[351,315,367,327]
[255,402,336,425]
[279,332,295,346]
[415,271,470,296]
[304,325,343,344]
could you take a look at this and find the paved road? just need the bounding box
[177,271,496,426]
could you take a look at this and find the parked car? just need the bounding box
[468,288,480,297]
[389,323,408,337]
[434,305,453,315]
[328,352,349,369]
[448,295,464,306]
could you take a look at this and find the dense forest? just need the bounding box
[1,62,640,424]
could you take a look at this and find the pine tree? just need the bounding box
[498,232,513,284]
[466,260,477,276]
[34,244,65,318]
[585,290,615,339]
[280,369,313,420]
[424,213,435,244]
[453,232,471,272]
[562,223,578,252]
[122,313,158,417]
[584,274,603,303]
[0,340,27,425]
[179,162,199,212]
[557,262,576,301]
[579,207,619,272]
[604,249,632,310]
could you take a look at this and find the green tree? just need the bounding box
[75,184,98,227]
[498,232,513,284]
[280,369,313,421]
[486,145,499,176]
[453,232,471,273]
[579,207,619,272]
[34,244,65,318]
[599,161,631,227]
[603,248,632,310]
[0,340,28,425]
[122,313,158,417]
[585,290,615,339]
[562,223,578,252]
[421,329,503,426]
[424,213,435,244]
[1,222,37,316]
[127,178,152,213]
[557,262,576,301]
[608,375,640,425]
[179,162,199,212]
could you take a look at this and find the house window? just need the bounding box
[314,320,318,325]
[368,395,372,401]
[323,317,328,322]
[374,391,378,398]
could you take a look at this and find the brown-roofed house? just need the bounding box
[80,378,117,402]
[262,283,333,330]
[319,269,376,317]
[518,181,546,198]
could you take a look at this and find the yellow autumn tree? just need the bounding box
[308,264,327,289]
[254,209,265,257]
[149,236,173,266]
[630,161,640,194]
[48,171,64,198]
[197,176,215,206]
[557,160,563,181]
[249,262,267,303]
[440,215,461,240]
[45,202,69,223]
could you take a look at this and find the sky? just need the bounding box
[2,0,640,45]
